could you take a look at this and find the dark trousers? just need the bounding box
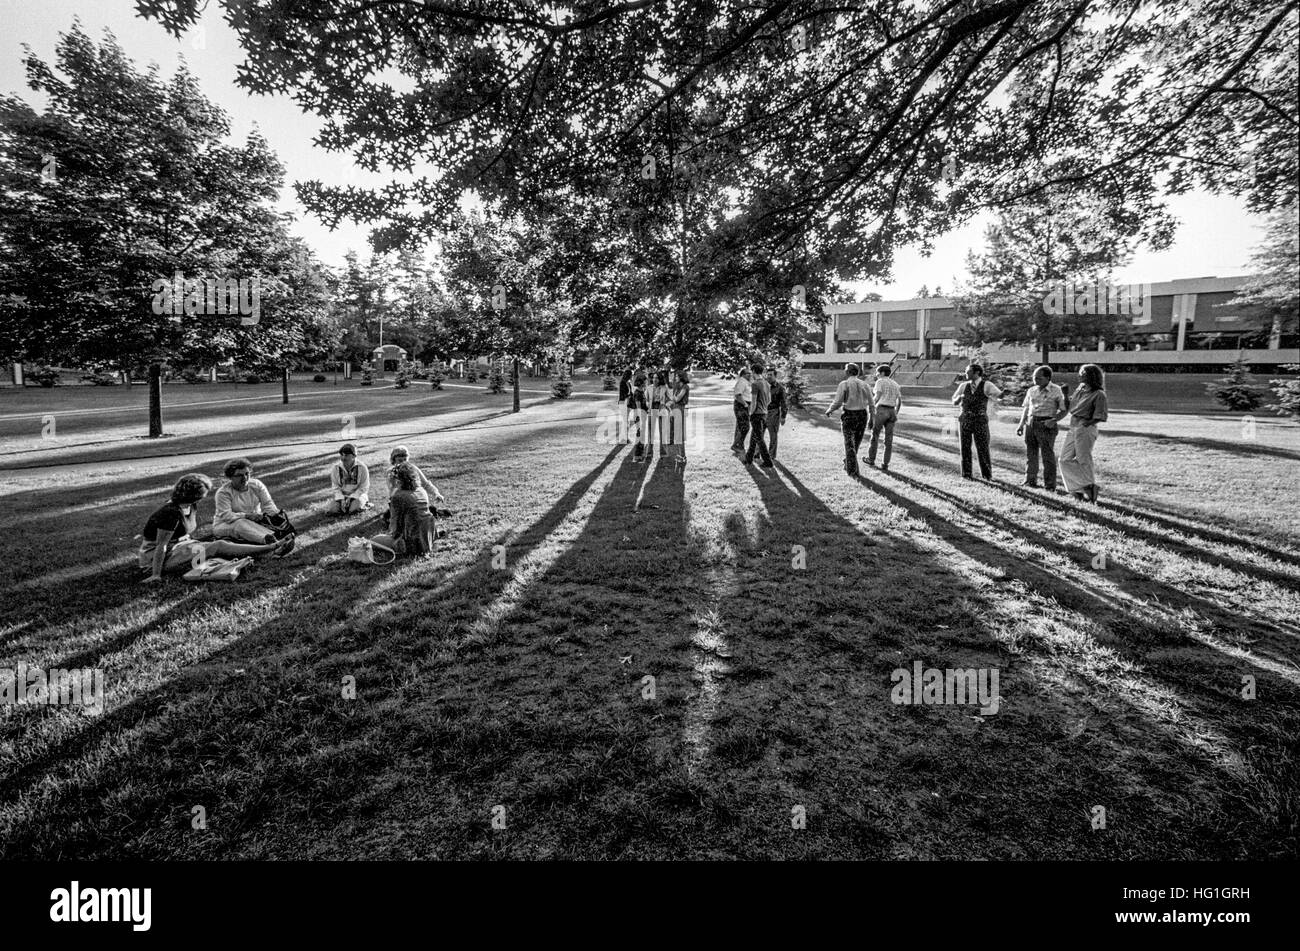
[1024,418,1060,487]
[766,411,782,459]
[869,405,897,467]
[731,400,750,450]
[744,413,772,465]
[841,409,869,475]
[959,415,992,478]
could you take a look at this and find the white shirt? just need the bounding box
[872,377,903,408]
[733,376,752,405]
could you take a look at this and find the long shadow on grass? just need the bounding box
[0,444,629,858]
[1102,430,1300,462]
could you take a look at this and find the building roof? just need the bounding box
[824,274,1258,315]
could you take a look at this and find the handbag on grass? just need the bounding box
[347,537,397,565]
[182,556,254,582]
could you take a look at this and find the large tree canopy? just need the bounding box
[136,0,1299,362]
[0,24,337,372]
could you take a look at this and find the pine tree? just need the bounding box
[360,366,373,386]
[394,360,411,389]
[781,348,811,408]
[1206,356,1266,411]
[487,361,505,394]
[429,360,445,390]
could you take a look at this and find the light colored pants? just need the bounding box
[1060,420,1099,493]
[214,517,276,543]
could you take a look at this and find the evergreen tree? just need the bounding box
[487,361,505,394]
[1207,356,1266,410]
[551,360,573,399]
[781,347,811,409]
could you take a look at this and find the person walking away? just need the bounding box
[951,364,1001,480]
[1015,365,1068,491]
[743,362,774,467]
[1060,363,1109,502]
[866,363,902,471]
[731,367,753,452]
[825,363,874,477]
[764,366,788,461]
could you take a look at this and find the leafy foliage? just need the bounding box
[780,347,812,409]
[1266,364,1300,422]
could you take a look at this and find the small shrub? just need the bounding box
[997,361,1036,405]
[602,372,616,391]
[360,367,373,386]
[181,368,208,384]
[429,362,446,389]
[1206,356,1266,411]
[394,360,412,389]
[29,365,60,387]
[312,373,327,383]
[81,371,120,386]
[487,363,505,394]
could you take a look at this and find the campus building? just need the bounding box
[806,275,1299,369]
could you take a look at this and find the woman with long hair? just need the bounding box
[139,473,290,583]
[617,368,635,445]
[1060,363,1109,502]
[372,462,435,557]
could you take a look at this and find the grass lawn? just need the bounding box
[1,377,1297,859]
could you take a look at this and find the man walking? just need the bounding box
[865,363,902,471]
[765,366,788,461]
[825,363,874,477]
[731,366,752,452]
[951,363,1001,480]
[744,362,774,467]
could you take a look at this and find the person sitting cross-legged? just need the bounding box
[140,473,291,583]
[330,442,371,514]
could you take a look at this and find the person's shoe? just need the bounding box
[1087,484,1099,503]
[863,458,877,467]
[962,475,973,481]
[880,465,889,472]
[1021,480,1038,487]
[760,462,775,469]
[273,535,295,558]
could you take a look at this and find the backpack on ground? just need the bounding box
[183,556,254,582]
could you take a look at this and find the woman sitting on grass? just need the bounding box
[140,473,291,583]
[386,445,444,504]
[371,463,435,558]
[213,458,292,544]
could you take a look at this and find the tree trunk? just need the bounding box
[121,363,132,387]
[148,363,163,437]
[512,357,520,413]
[282,366,290,404]
[1040,335,1050,366]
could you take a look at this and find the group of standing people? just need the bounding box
[823,359,1108,500]
[730,364,789,466]
[617,366,692,461]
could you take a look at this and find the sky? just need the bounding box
[0,0,1269,300]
